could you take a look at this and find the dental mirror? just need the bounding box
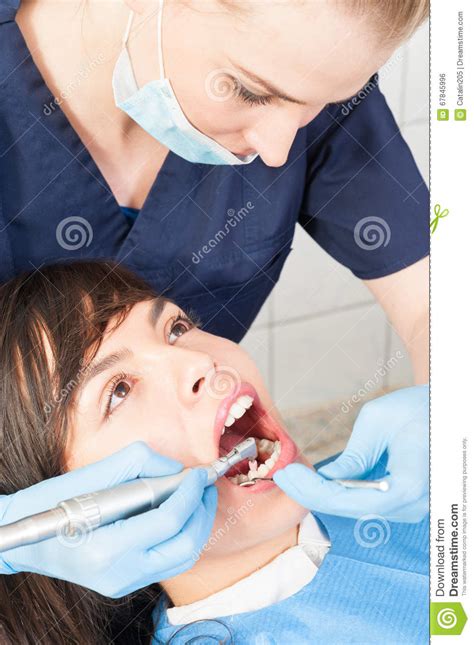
[238,477,274,487]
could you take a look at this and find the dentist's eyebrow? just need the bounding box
[229,61,307,105]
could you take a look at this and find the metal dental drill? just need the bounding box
[0,438,257,554]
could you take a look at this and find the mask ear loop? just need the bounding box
[122,10,135,48]
[157,0,166,79]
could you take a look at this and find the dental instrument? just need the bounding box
[0,438,257,554]
[239,476,389,491]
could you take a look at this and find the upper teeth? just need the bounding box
[221,395,254,434]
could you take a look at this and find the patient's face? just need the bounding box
[66,299,308,560]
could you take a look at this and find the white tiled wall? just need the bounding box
[241,22,429,414]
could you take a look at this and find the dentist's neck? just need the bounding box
[162,524,298,606]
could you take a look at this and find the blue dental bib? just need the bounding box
[153,461,428,644]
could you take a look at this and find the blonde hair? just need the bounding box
[346,0,429,44]
[216,0,429,44]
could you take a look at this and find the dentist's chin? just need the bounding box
[258,151,290,168]
[248,139,289,167]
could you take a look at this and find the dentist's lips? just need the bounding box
[213,383,298,491]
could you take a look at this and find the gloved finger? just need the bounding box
[11,441,183,516]
[381,470,427,511]
[317,451,371,481]
[123,490,218,591]
[118,469,212,551]
[145,486,218,576]
[318,414,389,483]
[95,490,217,597]
[273,463,394,518]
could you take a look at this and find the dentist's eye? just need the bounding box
[105,372,133,418]
[168,313,197,345]
[231,78,274,107]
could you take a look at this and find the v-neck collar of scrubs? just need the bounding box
[9,0,202,258]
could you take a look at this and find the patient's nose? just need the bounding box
[178,351,215,407]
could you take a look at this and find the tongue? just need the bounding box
[219,429,250,456]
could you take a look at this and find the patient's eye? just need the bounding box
[105,372,133,418]
[168,313,196,345]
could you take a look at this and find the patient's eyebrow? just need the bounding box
[77,298,168,393]
[80,348,133,391]
[148,296,169,328]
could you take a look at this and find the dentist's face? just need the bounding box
[65,300,308,558]
[127,0,394,166]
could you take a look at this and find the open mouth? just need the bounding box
[215,384,295,487]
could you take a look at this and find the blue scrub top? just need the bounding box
[0,0,429,342]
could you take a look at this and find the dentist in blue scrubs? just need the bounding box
[0,0,429,597]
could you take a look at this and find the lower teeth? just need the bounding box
[228,439,281,485]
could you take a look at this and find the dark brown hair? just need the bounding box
[0,261,162,644]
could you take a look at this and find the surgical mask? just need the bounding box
[112,0,258,166]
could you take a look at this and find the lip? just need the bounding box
[213,382,299,492]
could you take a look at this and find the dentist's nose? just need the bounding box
[245,110,301,167]
[246,107,321,167]
[247,122,298,167]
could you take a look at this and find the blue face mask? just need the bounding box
[112,1,259,166]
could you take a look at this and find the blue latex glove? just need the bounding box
[0,441,217,597]
[274,385,428,523]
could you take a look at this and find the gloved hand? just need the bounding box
[0,441,217,597]
[274,385,428,523]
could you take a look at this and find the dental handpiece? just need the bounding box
[0,438,257,554]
